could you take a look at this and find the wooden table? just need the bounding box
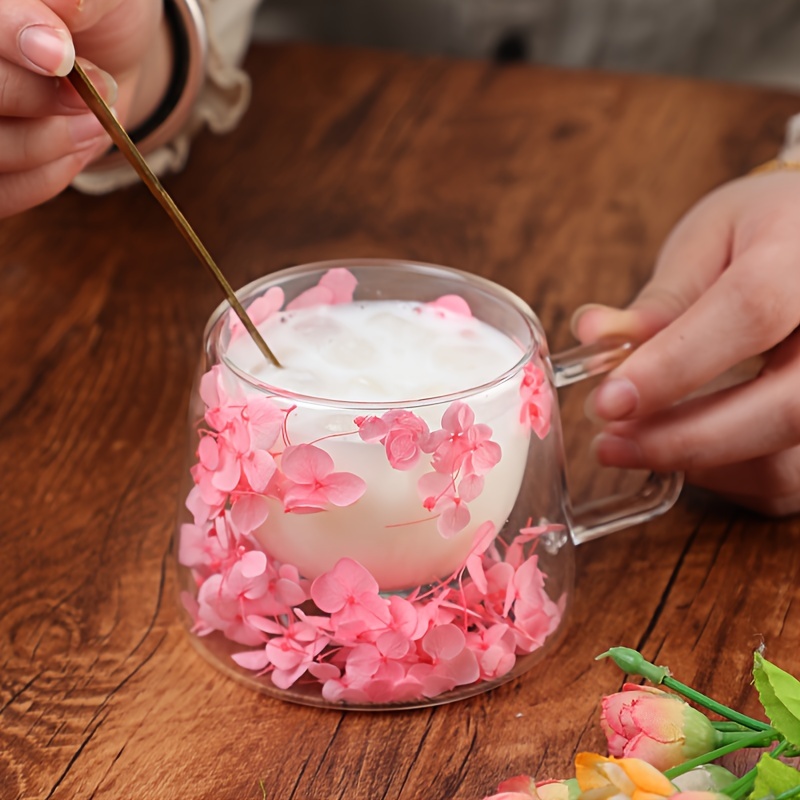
[2,43,799,800]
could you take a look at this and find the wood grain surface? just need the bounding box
[1,43,799,800]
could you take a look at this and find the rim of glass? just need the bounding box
[204,259,543,410]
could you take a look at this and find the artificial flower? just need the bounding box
[670,766,736,794]
[575,753,676,800]
[600,684,719,771]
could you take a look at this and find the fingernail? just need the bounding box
[68,113,106,146]
[75,60,119,105]
[570,303,609,339]
[19,25,75,77]
[583,389,602,424]
[593,377,639,420]
[591,433,643,469]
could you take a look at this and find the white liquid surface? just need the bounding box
[219,300,535,590]
[226,301,526,401]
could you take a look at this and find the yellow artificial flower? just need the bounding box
[575,753,676,800]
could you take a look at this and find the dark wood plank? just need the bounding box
[1,43,798,800]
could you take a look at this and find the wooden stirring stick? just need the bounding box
[67,61,281,367]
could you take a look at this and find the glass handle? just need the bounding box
[551,338,684,545]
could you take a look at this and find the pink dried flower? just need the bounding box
[229,286,285,341]
[286,268,358,309]
[425,401,501,477]
[520,362,552,439]
[427,294,472,317]
[355,409,430,470]
[280,444,366,513]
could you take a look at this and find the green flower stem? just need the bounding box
[661,675,773,732]
[664,730,778,780]
[717,730,778,747]
[713,721,756,733]
[722,739,793,800]
[726,771,756,800]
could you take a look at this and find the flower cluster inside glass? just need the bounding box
[176,261,573,708]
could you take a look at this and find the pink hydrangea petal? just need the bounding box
[470,521,497,557]
[242,450,277,493]
[266,640,306,672]
[197,436,219,469]
[318,267,357,303]
[185,485,212,525]
[308,662,340,682]
[281,443,333,481]
[355,415,388,443]
[422,623,466,661]
[286,285,334,310]
[438,499,470,538]
[418,470,454,504]
[310,558,380,613]
[387,595,419,639]
[321,472,367,507]
[376,630,412,660]
[429,294,472,317]
[345,644,382,679]
[199,366,222,408]
[246,615,285,635]
[239,549,268,579]
[230,494,270,533]
[438,647,480,686]
[245,398,284,450]
[441,401,474,434]
[211,447,241,492]
[232,649,271,671]
[272,663,311,690]
[275,577,307,608]
[248,287,285,325]
[466,553,488,594]
[458,473,485,503]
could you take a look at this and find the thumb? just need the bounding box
[571,196,733,346]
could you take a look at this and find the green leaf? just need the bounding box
[752,752,800,798]
[754,652,800,747]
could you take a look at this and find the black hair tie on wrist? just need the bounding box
[127,0,192,144]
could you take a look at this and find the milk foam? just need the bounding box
[226,301,526,401]
[218,299,534,590]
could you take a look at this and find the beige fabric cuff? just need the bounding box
[73,0,258,195]
[780,112,800,162]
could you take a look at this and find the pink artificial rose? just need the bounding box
[600,683,719,771]
[482,776,577,800]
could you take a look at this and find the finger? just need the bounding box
[41,0,125,34]
[591,328,800,471]
[572,193,733,344]
[0,0,74,76]
[0,113,109,172]
[0,145,106,219]
[687,445,800,517]
[590,239,800,420]
[0,57,117,117]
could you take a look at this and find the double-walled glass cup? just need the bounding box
[175,260,681,709]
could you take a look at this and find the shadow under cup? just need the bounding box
[175,260,678,709]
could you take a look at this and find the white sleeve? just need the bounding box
[72,0,261,195]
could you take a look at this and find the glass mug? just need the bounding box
[175,260,682,709]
